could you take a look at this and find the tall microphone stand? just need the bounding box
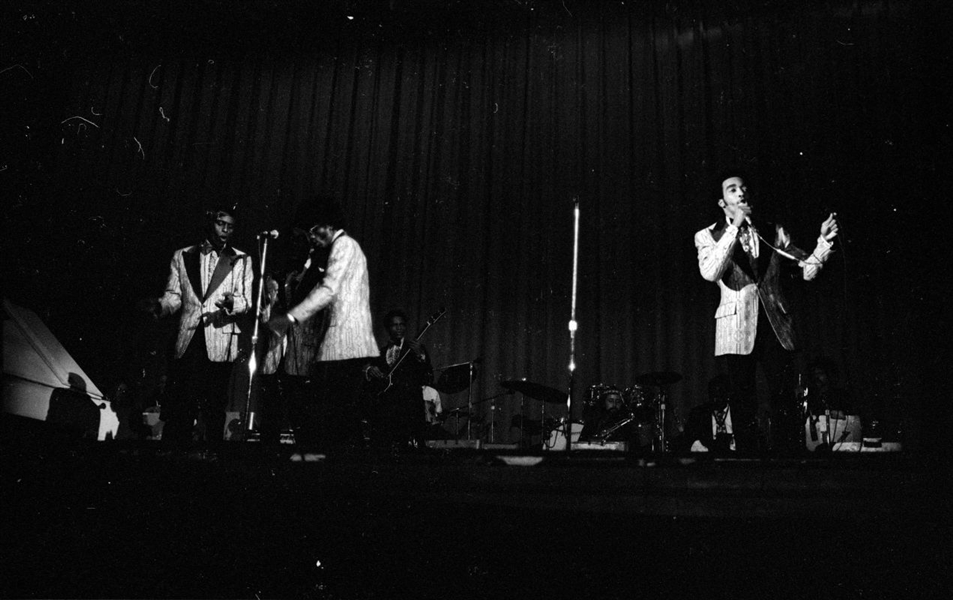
[242,233,273,438]
[565,198,580,453]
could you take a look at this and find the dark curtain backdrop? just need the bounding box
[3,0,948,448]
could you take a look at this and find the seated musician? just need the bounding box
[579,386,636,444]
[802,357,852,418]
[801,357,855,451]
[680,375,736,454]
[363,309,433,451]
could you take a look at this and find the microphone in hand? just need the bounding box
[820,212,839,242]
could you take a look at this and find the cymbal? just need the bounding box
[633,371,682,387]
[435,363,477,394]
[501,379,568,404]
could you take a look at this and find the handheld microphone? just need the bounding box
[257,230,280,239]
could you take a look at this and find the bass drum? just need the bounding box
[543,421,584,451]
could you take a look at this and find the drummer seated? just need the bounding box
[580,387,635,443]
[681,375,736,455]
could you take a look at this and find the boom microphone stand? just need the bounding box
[565,198,580,453]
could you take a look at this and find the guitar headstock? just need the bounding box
[413,307,446,340]
[427,307,447,327]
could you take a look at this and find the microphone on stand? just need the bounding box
[257,230,280,239]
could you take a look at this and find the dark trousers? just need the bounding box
[717,315,799,453]
[367,385,426,449]
[300,358,367,451]
[161,328,233,445]
[258,372,311,447]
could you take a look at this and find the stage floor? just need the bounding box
[2,421,949,599]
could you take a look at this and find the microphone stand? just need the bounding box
[242,234,272,438]
[565,198,580,453]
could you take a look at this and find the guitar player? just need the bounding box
[363,309,434,451]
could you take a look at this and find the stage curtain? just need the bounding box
[4,0,942,447]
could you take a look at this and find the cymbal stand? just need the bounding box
[540,400,547,448]
[466,360,474,441]
[447,408,464,439]
[519,395,525,448]
[437,359,477,441]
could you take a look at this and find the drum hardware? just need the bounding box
[501,379,568,448]
[438,390,507,440]
[500,379,568,404]
[434,358,481,395]
[582,383,655,448]
[434,357,480,441]
[510,414,543,437]
[543,419,583,451]
[632,371,682,387]
[632,371,683,453]
[594,412,637,443]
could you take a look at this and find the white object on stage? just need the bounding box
[2,298,119,440]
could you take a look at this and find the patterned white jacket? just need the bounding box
[695,220,833,356]
[288,231,378,362]
[159,243,254,362]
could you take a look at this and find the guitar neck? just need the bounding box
[384,310,444,378]
[387,329,429,376]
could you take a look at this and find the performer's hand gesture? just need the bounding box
[820,213,839,242]
[215,292,234,312]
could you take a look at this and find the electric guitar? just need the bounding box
[368,307,446,397]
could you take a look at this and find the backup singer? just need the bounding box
[257,224,329,449]
[141,204,254,445]
[694,170,838,453]
[266,198,377,451]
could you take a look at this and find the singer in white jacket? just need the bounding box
[267,198,377,450]
[143,205,253,445]
[694,170,838,453]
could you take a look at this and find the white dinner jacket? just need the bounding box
[159,243,253,362]
[288,231,378,362]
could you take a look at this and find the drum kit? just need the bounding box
[503,371,681,451]
[431,356,681,451]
